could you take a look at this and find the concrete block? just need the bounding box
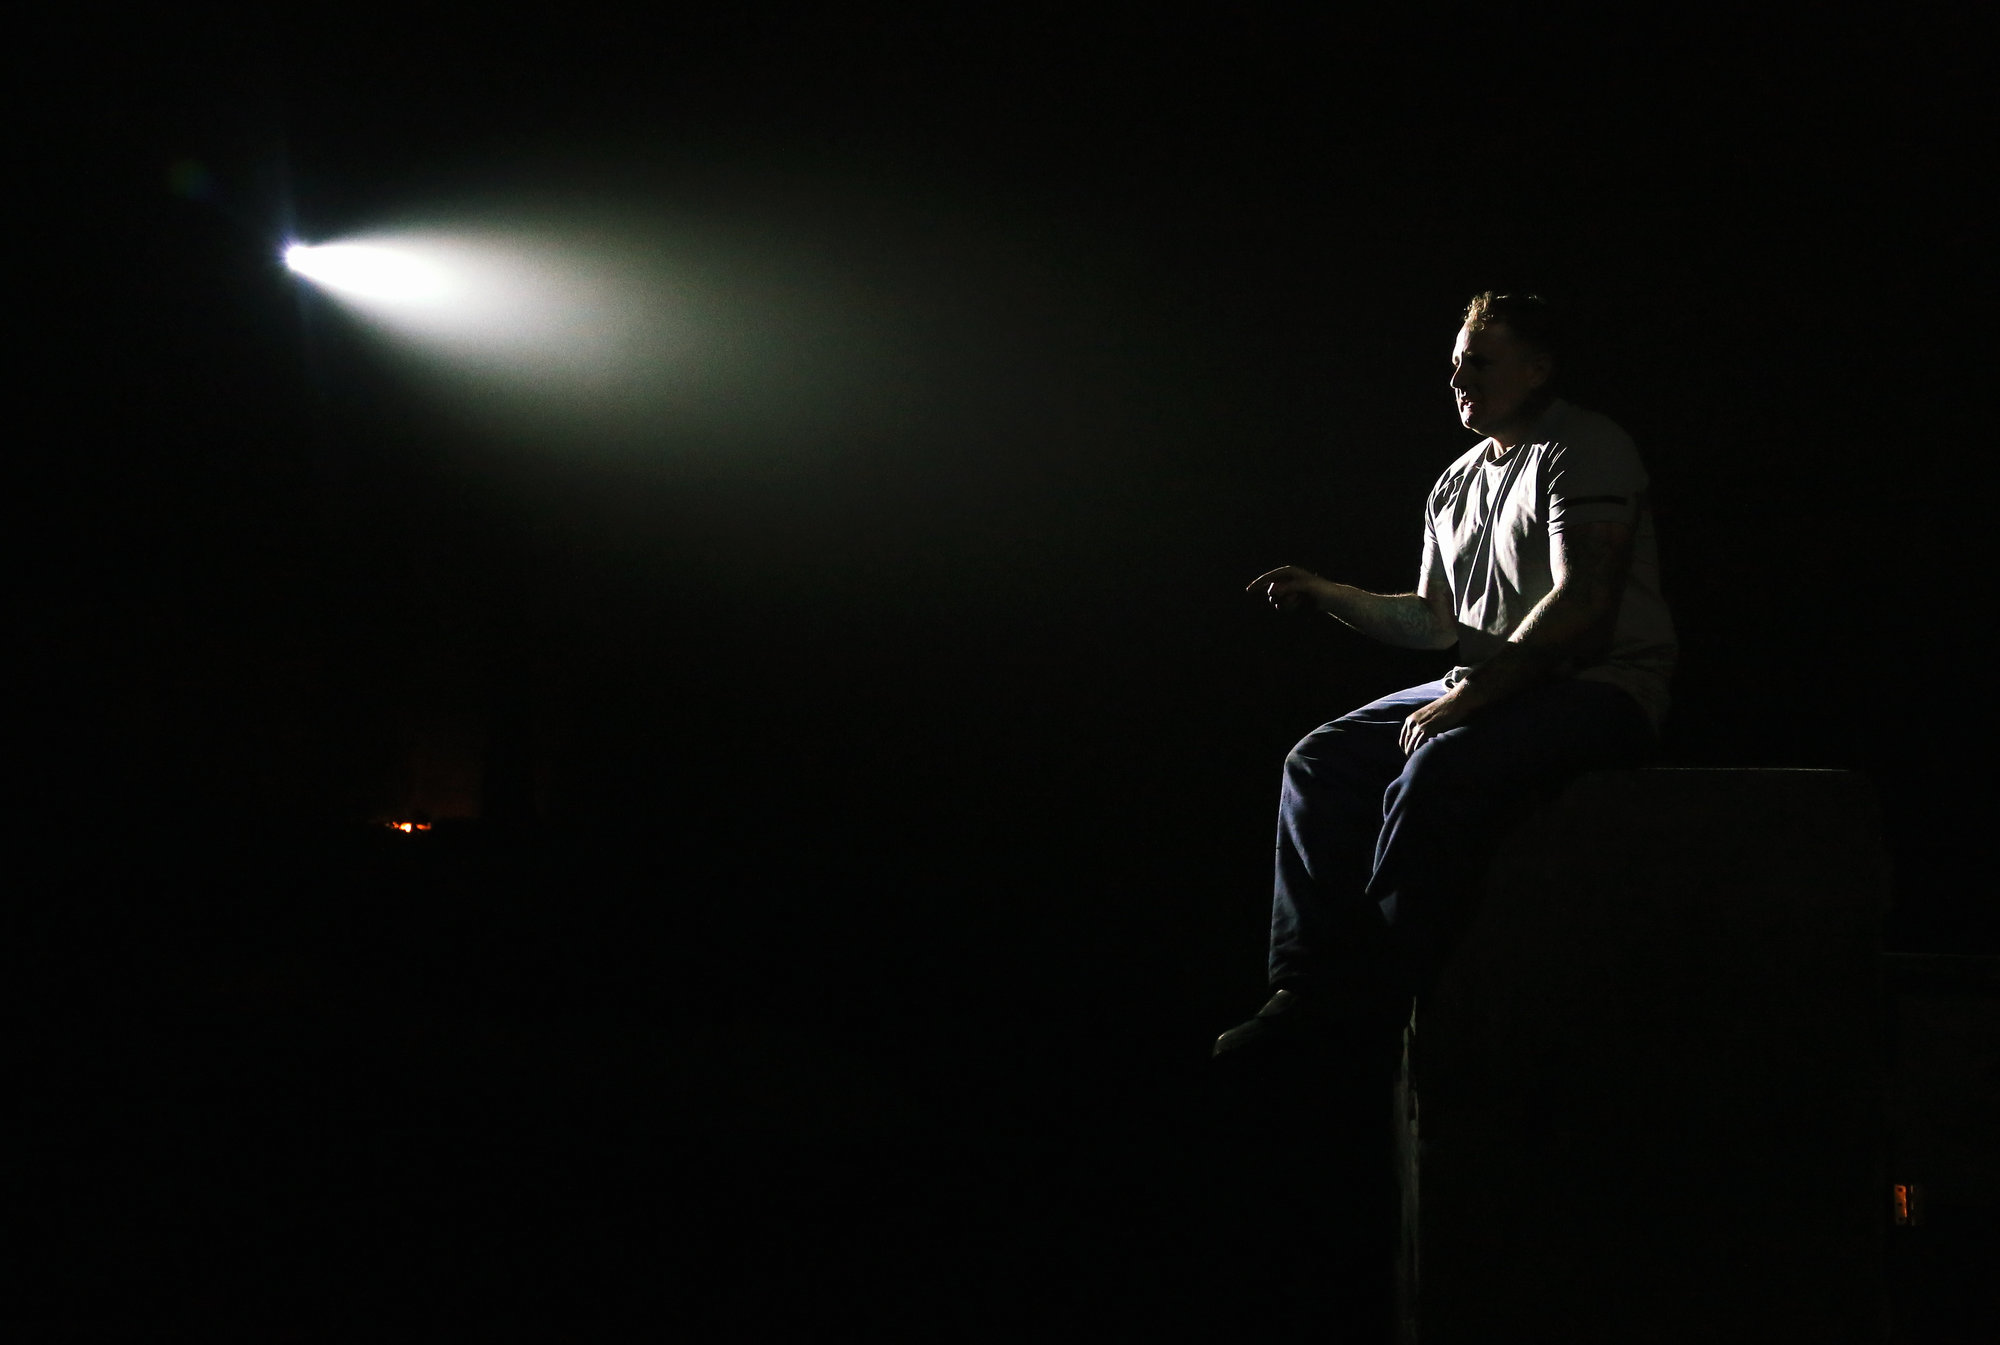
[1400,768,1890,1345]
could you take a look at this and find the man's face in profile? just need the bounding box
[1449,322,1552,444]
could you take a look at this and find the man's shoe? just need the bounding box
[1212,987,1321,1059]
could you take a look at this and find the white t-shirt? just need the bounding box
[1422,398,1677,729]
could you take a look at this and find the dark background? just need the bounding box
[22,10,1990,1340]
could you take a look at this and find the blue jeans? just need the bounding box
[1270,676,1654,996]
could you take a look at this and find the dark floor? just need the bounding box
[23,819,1401,1342]
[23,819,1994,1342]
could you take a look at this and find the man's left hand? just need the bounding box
[1400,682,1491,755]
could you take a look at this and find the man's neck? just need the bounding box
[1484,396,1556,460]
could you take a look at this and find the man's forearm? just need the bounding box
[1458,587,1612,700]
[1317,584,1455,650]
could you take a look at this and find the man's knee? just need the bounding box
[1284,722,1368,789]
[1285,723,1335,766]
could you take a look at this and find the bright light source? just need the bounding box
[274,200,913,454]
[280,230,645,383]
[284,241,456,305]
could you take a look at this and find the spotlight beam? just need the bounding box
[284,241,456,306]
[279,231,641,383]
[273,209,887,448]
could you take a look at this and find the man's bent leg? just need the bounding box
[1369,678,1654,993]
[1269,681,1447,988]
[1215,682,1448,1063]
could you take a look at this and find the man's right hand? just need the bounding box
[1247,565,1330,614]
[1249,569,1457,651]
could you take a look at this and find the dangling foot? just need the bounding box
[1212,987,1324,1059]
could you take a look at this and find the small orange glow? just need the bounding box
[1892,1183,1923,1226]
[386,821,433,834]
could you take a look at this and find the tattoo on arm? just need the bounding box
[1386,594,1449,648]
[1321,588,1453,650]
[1551,520,1635,629]
[1463,520,1635,695]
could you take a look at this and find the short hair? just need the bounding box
[1462,291,1562,366]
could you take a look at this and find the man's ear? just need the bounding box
[1528,352,1554,391]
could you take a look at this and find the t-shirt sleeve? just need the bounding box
[1545,428,1649,532]
[1420,502,1448,605]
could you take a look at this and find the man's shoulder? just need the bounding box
[1536,400,1640,462]
[1534,401,1650,500]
